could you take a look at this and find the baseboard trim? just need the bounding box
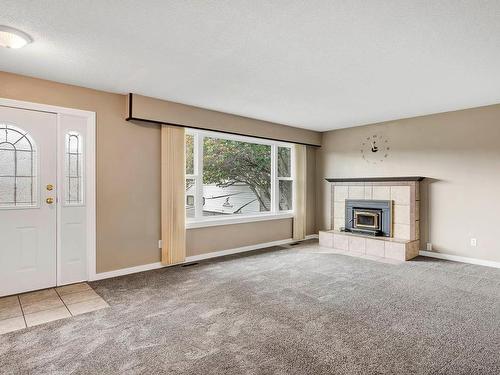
[90,262,166,281]
[419,250,500,269]
[185,238,296,262]
[91,236,319,281]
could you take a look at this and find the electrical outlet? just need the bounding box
[426,243,432,251]
[158,240,162,249]
[470,238,477,247]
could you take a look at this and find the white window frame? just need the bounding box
[185,128,295,229]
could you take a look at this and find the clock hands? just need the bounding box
[362,135,389,163]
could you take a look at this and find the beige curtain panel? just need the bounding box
[161,125,186,265]
[293,144,307,241]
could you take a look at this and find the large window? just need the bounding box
[186,130,294,224]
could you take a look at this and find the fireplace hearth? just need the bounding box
[321,177,423,261]
[344,199,392,237]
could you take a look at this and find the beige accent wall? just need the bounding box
[0,71,316,273]
[187,219,293,256]
[317,103,500,263]
[128,94,321,146]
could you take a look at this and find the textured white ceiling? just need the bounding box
[1,1,500,131]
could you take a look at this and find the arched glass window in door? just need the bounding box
[65,131,84,205]
[0,124,38,208]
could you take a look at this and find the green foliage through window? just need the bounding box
[203,137,271,211]
[185,134,194,175]
[186,131,293,218]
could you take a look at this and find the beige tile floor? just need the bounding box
[296,245,404,265]
[0,283,109,335]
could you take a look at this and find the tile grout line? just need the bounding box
[54,288,73,317]
[58,285,105,308]
[19,289,71,317]
[2,284,105,334]
[17,295,28,329]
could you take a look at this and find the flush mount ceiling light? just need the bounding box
[0,26,33,49]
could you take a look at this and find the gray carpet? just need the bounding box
[1,240,500,374]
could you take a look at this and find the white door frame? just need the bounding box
[0,97,96,285]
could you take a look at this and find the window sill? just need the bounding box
[186,212,294,229]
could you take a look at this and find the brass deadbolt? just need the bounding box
[46,184,54,191]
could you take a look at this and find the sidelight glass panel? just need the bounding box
[64,132,84,205]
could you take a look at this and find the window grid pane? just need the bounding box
[278,180,293,211]
[278,147,291,177]
[185,134,194,175]
[186,178,196,218]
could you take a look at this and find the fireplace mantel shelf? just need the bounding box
[325,176,424,183]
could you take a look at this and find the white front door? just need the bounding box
[0,106,57,296]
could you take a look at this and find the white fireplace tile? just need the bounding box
[333,217,344,231]
[393,224,411,240]
[393,205,410,225]
[364,186,373,199]
[348,236,366,254]
[334,186,348,202]
[319,231,334,248]
[333,202,345,219]
[333,234,349,251]
[390,186,410,205]
[384,242,406,261]
[415,221,420,240]
[348,186,365,199]
[365,239,385,257]
[372,186,390,200]
[415,203,420,221]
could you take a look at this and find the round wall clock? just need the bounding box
[360,134,390,164]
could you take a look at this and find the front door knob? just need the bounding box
[46,197,54,204]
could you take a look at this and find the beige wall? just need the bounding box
[129,94,321,146]
[0,71,316,273]
[317,104,500,263]
[187,219,293,256]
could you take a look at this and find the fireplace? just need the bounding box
[345,199,392,237]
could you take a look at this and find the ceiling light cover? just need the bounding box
[0,26,32,49]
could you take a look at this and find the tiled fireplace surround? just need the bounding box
[319,177,423,261]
